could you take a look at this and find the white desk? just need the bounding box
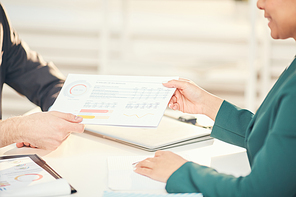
[0,129,250,197]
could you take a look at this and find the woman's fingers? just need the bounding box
[163,79,189,89]
[134,166,153,177]
[136,158,155,169]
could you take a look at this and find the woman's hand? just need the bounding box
[134,151,188,183]
[163,78,223,120]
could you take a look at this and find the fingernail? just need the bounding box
[75,115,83,121]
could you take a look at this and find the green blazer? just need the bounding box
[166,58,296,197]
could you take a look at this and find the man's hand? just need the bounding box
[0,111,84,150]
[16,142,37,148]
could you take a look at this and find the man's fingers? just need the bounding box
[16,142,37,149]
[49,111,83,123]
[67,123,85,133]
[62,133,71,141]
[24,142,30,146]
[30,144,37,148]
[16,142,24,148]
[46,111,85,133]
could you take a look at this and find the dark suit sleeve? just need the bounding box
[0,4,64,111]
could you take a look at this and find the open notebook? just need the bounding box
[85,116,212,151]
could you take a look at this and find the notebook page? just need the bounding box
[108,155,166,191]
[108,153,191,191]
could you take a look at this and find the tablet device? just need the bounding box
[85,116,212,152]
[0,154,76,196]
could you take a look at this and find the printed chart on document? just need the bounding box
[51,74,178,127]
[0,157,55,193]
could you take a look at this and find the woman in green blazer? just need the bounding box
[134,0,296,196]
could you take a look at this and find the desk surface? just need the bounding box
[0,109,250,196]
[0,130,250,197]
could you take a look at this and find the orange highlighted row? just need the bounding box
[80,109,113,113]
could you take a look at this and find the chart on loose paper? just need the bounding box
[50,74,178,127]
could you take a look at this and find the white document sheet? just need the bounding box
[107,154,191,191]
[51,74,178,127]
[107,155,166,191]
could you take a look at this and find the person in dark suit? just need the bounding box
[134,0,296,196]
[0,3,84,150]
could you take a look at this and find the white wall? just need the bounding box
[1,0,295,119]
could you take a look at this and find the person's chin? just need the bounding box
[270,29,280,39]
[270,33,279,39]
[270,31,288,40]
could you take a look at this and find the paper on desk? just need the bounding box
[51,74,178,127]
[0,157,71,197]
[108,155,166,191]
[107,154,191,191]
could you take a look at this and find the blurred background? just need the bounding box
[1,0,296,120]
